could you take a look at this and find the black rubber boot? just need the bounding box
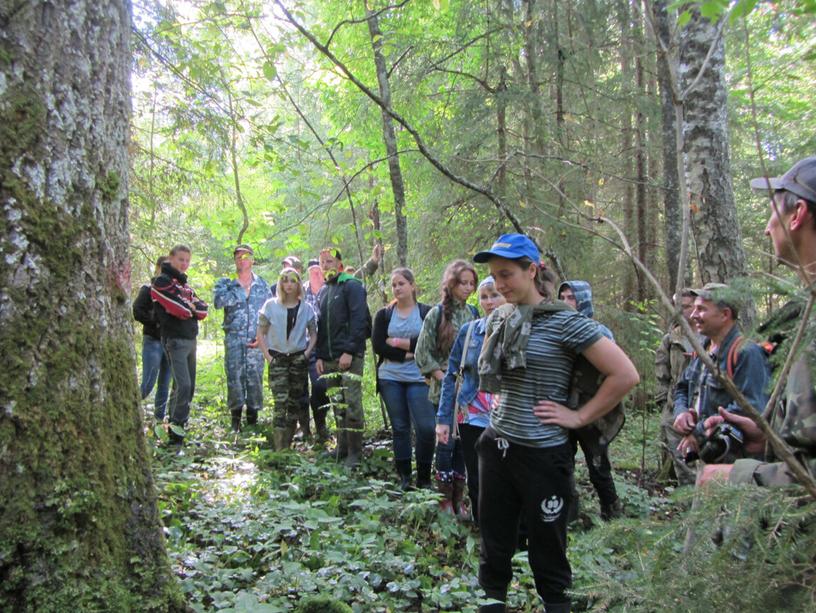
[395,459,413,490]
[479,590,506,612]
[314,408,330,444]
[600,497,623,521]
[344,431,363,469]
[416,462,433,489]
[230,409,243,432]
[245,409,258,426]
[335,430,348,462]
[168,426,185,445]
[544,601,571,613]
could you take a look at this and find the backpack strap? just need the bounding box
[452,321,476,440]
[726,335,744,379]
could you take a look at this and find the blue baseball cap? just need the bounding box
[473,234,540,263]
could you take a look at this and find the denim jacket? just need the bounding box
[437,319,488,428]
[673,325,771,441]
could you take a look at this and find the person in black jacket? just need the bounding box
[133,255,171,420]
[151,245,208,444]
[315,247,372,467]
[372,268,435,489]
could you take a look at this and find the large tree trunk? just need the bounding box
[653,0,682,293]
[0,2,181,609]
[634,4,649,301]
[366,6,409,267]
[680,9,746,283]
[619,0,637,308]
[523,0,546,156]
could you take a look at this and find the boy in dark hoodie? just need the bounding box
[314,247,372,468]
[558,280,622,521]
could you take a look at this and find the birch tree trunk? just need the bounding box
[680,9,747,283]
[366,6,408,266]
[0,1,181,609]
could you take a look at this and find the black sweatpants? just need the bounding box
[573,433,618,507]
[477,428,573,607]
[459,423,485,522]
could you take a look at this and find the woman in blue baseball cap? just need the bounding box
[472,234,639,613]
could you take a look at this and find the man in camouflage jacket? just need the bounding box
[700,157,816,487]
[213,245,271,431]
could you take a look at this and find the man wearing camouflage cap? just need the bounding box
[700,156,816,486]
[672,283,771,465]
[214,245,272,431]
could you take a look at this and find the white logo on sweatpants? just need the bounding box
[540,495,564,523]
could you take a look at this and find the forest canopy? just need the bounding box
[129,0,815,312]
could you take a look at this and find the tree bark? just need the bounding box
[653,0,682,293]
[496,66,508,196]
[619,0,637,307]
[634,3,649,301]
[0,2,181,609]
[680,9,747,283]
[523,0,546,156]
[366,5,409,267]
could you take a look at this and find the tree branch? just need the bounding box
[601,214,816,500]
[273,0,537,251]
[325,0,412,49]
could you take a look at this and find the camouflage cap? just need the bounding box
[689,283,741,317]
[233,244,254,256]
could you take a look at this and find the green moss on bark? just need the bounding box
[0,87,183,613]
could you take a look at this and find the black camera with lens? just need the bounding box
[684,423,744,464]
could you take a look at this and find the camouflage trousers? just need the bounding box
[320,355,365,433]
[268,351,309,429]
[660,406,696,486]
[224,335,265,414]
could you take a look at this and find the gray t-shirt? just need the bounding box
[378,305,425,383]
[490,310,603,448]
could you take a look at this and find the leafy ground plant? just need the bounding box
[145,348,816,612]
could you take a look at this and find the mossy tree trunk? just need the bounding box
[0,2,182,610]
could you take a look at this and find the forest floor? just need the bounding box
[144,343,814,613]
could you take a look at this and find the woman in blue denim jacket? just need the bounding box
[435,276,506,520]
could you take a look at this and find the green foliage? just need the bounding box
[571,486,816,612]
[142,343,816,612]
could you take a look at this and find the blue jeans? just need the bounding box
[141,336,171,419]
[379,380,436,464]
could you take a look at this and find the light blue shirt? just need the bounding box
[378,306,425,383]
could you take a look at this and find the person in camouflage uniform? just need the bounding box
[654,289,697,485]
[700,157,816,487]
[213,245,271,432]
[257,267,317,450]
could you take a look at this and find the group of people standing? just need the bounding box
[133,235,639,611]
[135,242,380,453]
[131,156,816,613]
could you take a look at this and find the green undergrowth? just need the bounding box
[143,348,816,612]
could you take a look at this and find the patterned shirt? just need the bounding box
[490,310,603,448]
